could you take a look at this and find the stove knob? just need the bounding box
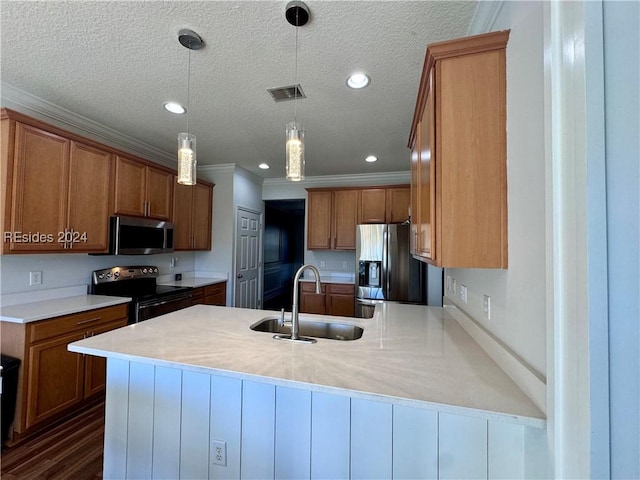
[153,268,158,273]
[142,268,147,274]
[106,273,112,279]
[98,274,105,279]
[114,272,120,278]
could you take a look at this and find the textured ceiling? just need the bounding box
[1,1,477,179]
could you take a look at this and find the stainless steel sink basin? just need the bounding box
[250,316,364,341]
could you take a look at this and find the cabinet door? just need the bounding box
[359,189,386,224]
[204,282,227,306]
[300,283,326,314]
[8,123,69,252]
[327,289,355,317]
[192,183,212,250]
[114,156,147,217]
[307,191,332,249]
[173,182,194,250]
[84,318,128,398]
[332,190,358,250]
[418,71,436,261]
[67,142,113,252]
[410,137,420,255]
[386,187,410,224]
[26,330,85,429]
[146,166,173,220]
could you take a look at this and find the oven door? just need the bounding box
[134,292,193,323]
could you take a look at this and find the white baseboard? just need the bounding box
[444,301,547,414]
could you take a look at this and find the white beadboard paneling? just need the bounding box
[180,371,211,480]
[103,358,130,480]
[241,381,276,479]
[393,405,438,479]
[488,421,524,479]
[439,412,488,480]
[310,391,350,480]
[152,366,182,479]
[126,362,155,479]
[275,386,312,479]
[351,398,393,480]
[524,425,549,478]
[210,375,242,480]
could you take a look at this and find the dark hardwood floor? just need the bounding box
[1,401,104,480]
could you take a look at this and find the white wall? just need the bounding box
[0,252,195,295]
[603,1,640,476]
[196,164,264,306]
[447,2,547,377]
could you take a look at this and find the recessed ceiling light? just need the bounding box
[163,102,186,114]
[365,155,378,163]
[259,163,270,170]
[347,73,371,89]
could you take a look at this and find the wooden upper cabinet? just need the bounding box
[408,30,509,268]
[173,181,213,250]
[359,186,410,224]
[359,189,387,224]
[307,189,358,250]
[113,156,146,217]
[146,166,173,220]
[6,123,69,252]
[386,187,411,224]
[67,142,113,252]
[332,189,358,250]
[307,190,332,249]
[114,156,173,220]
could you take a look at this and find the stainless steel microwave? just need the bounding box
[107,215,174,255]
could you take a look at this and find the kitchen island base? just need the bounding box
[104,358,547,480]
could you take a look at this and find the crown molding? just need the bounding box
[468,0,505,35]
[263,171,410,189]
[0,82,176,169]
[198,163,263,185]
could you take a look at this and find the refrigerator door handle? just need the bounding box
[382,225,389,298]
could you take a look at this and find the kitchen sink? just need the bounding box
[250,316,364,341]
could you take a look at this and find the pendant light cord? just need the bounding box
[187,46,191,134]
[294,8,299,122]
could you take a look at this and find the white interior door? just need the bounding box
[235,208,262,308]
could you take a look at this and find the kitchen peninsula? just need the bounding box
[69,303,547,479]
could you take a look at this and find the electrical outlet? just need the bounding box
[212,439,227,466]
[483,295,491,320]
[29,271,42,286]
[342,261,348,269]
[320,260,326,268]
[452,279,457,297]
[460,284,468,303]
[446,275,452,295]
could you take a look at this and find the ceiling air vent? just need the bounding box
[268,84,306,102]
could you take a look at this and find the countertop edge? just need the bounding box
[69,342,546,428]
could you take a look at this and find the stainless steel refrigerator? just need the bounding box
[355,223,442,318]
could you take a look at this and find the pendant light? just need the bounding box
[177,29,203,185]
[285,1,309,182]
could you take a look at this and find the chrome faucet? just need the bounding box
[289,264,322,341]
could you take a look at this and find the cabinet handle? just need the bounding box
[76,317,101,326]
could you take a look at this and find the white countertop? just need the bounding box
[0,294,131,323]
[158,277,227,288]
[69,303,545,426]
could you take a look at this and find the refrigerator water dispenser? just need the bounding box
[358,260,382,287]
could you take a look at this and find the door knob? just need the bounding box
[237,274,243,279]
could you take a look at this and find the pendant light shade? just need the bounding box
[286,121,305,181]
[176,29,202,185]
[177,132,196,185]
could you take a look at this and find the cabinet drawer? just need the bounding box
[29,304,129,343]
[327,283,355,295]
[204,283,226,296]
[301,282,326,293]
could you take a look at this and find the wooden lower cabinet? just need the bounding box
[192,282,227,306]
[300,282,355,317]
[1,304,128,436]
